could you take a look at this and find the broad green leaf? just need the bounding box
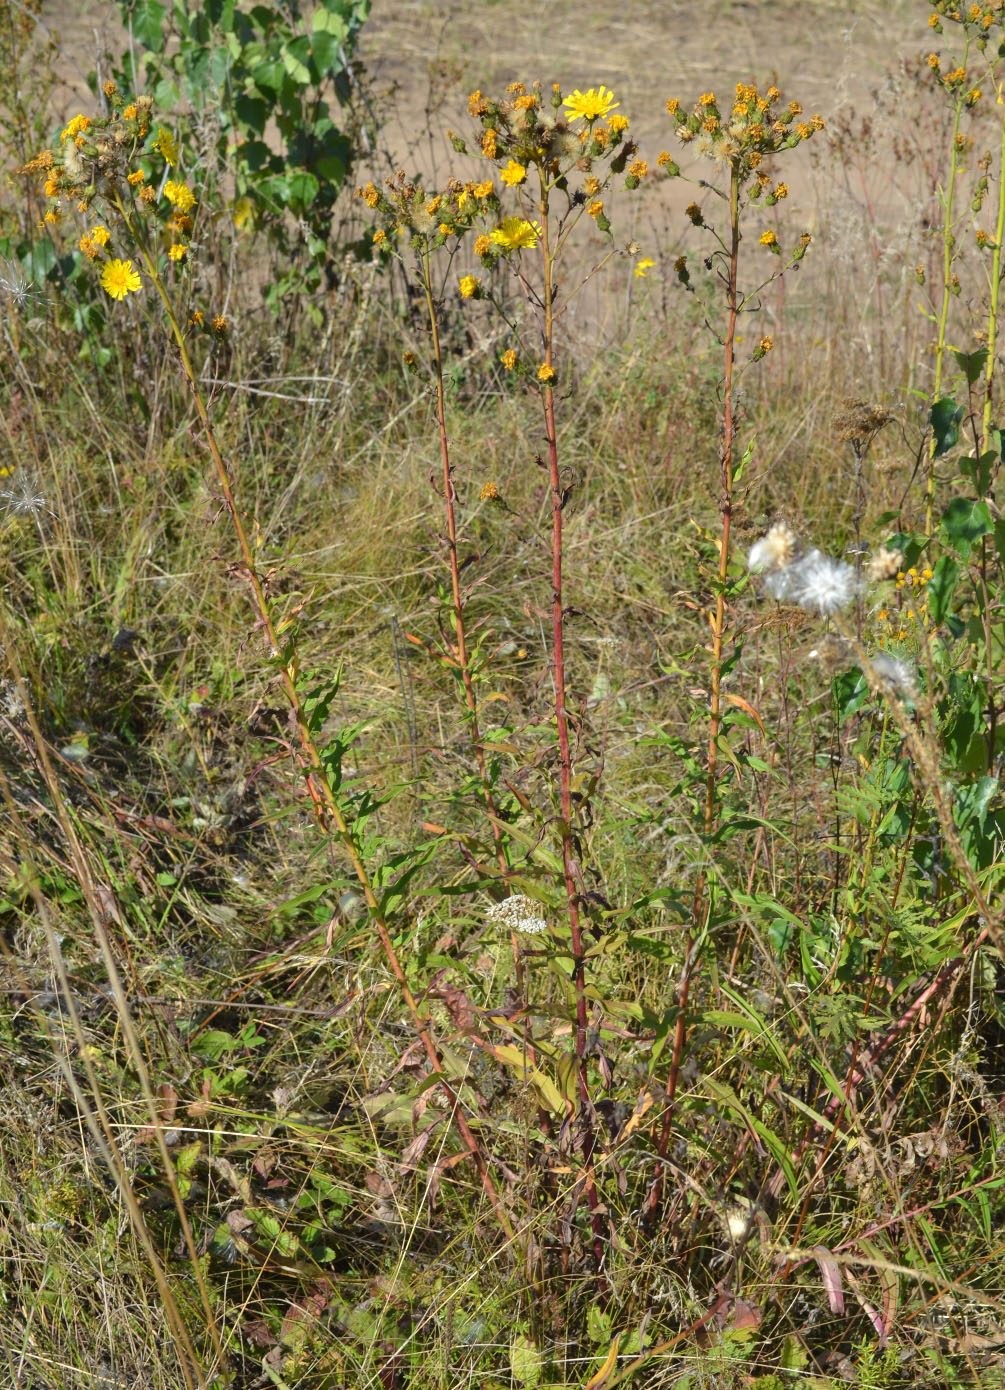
[951,345,988,385]
[928,554,960,624]
[930,397,964,457]
[940,497,993,558]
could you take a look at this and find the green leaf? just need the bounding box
[951,345,988,385]
[928,554,960,624]
[286,170,320,209]
[234,93,269,135]
[960,449,996,495]
[252,58,285,93]
[930,397,964,457]
[281,36,314,85]
[130,0,167,51]
[191,1029,237,1061]
[510,1333,544,1388]
[940,497,993,558]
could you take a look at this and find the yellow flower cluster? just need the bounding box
[664,80,824,186]
[356,171,498,251]
[16,91,216,317]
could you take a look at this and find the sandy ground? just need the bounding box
[40,0,919,143]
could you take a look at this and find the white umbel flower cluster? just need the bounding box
[486,894,548,936]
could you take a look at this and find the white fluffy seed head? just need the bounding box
[867,547,904,583]
[790,549,860,615]
[748,521,798,574]
[869,651,916,697]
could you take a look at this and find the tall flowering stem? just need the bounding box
[22,112,514,1241]
[449,78,648,1270]
[649,83,824,1219]
[537,178,607,1263]
[925,27,971,538]
[419,242,510,882]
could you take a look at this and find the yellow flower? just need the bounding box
[538,363,555,381]
[164,180,196,211]
[473,234,491,256]
[373,227,386,247]
[563,85,618,124]
[474,179,494,198]
[101,258,142,300]
[480,481,500,501]
[587,199,604,218]
[500,349,517,369]
[78,236,99,260]
[773,182,788,200]
[212,315,228,334]
[89,225,111,247]
[628,159,648,179]
[43,208,60,225]
[189,310,204,326]
[155,127,179,166]
[122,103,138,120]
[491,216,542,251]
[44,176,59,198]
[609,113,629,133]
[699,91,716,106]
[60,114,91,143]
[361,181,380,208]
[500,159,526,186]
[168,243,187,261]
[759,229,777,246]
[482,128,497,158]
[459,274,480,298]
[633,257,655,278]
[127,169,146,186]
[439,222,454,235]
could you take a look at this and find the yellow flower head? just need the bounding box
[633,257,656,278]
[44,177,60,198]
[759,229,778,246]
[500,159,526,186]
[587,199,604,218]
[459,274,480,298]
[538,363,555,382]
[473,234,492,256]
[78,236,99,260]
[500,349,517,370]
[164,180,196,212]
[60,114,91,143]
[168,243,187,261]
[361,181,380,208]
[609,113,629,133]
[155,127,179,166]
[563,85,618,124]
[189,310,204,326]
[101,258,142,300]
[123,103,138,120]
[127,169,146,186]
[474,179,494,198]
[212,315,228,334]
[89,225,111,247]
[490,216,542,251]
